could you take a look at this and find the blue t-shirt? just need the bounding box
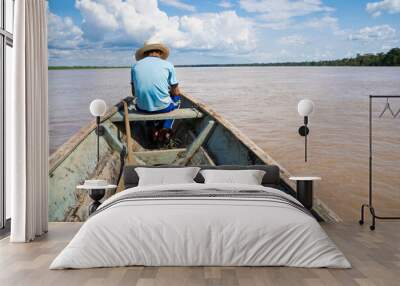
[131,56,178,111]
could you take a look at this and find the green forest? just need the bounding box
[272,47,400,67]
[49,48,400,69]
[178,48,400,67]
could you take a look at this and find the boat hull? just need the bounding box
[48,95,340,222]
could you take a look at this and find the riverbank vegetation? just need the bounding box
[267,48,400,67]
[49,48,400,70]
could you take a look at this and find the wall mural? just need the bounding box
[48,0,400,223]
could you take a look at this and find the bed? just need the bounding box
[50,165,350,269]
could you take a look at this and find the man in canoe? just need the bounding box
[131,41,181,144]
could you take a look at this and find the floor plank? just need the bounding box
[0,222,399,286]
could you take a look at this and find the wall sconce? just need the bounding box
[297,99,314,162]
[90,99,107,163]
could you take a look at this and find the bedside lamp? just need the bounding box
[90,99,107,163]
[297,99,314,162]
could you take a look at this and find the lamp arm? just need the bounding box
[304,116,308,162]
[305,129,307,162]
[97,116,100,163]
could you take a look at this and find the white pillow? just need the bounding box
[135,167,200,186]
[200,169,266,185]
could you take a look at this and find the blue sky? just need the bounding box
[48,0,400,66]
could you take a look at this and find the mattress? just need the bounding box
[50,183,350,269]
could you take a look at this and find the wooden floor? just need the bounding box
[0,222,399,286]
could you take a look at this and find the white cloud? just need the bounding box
[74,0,256,55]
[366,0,400,17]
[159,11,256,51]
[304,15,337,29]
[239,0,334,22]
[218,1,233,9]
[48,12,84,49]
[349,25,396,41]
[256,19,293,30]
[160,0,196,12]
[75,0,120,41]
[303,15,345,35]
[278,35,307,46]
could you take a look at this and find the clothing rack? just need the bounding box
[359,95,400,230]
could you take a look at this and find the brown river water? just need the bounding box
[49,67,400,221]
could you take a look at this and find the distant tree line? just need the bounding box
[176,48,400,67]
[48,48,400,70]
[279,48,400,67]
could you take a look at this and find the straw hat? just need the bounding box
[135,41,170,61]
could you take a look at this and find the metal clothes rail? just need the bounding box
[359,95,400,230]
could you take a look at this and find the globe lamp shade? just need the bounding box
[90,99,107,117]
[298,99,314,117]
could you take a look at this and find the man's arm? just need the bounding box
[168,63,180,97]
[170,84,180,97]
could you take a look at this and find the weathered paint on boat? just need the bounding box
[48,94,341,223]
[48,103,124,222]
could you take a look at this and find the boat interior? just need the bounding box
[48,94,337,223]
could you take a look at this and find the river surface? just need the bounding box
[49,67,400,220]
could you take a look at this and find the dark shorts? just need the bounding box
[136,96,181,129]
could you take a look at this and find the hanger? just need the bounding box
[378,98,396,118]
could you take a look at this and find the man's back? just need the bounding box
[131,56,178,112]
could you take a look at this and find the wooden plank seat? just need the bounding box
[110,108,204,122]
[133,149,186,165]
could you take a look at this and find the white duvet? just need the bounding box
[50,183,350,269]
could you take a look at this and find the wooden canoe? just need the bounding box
[48,94,340,223]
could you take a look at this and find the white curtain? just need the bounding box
[7,0,49,242]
